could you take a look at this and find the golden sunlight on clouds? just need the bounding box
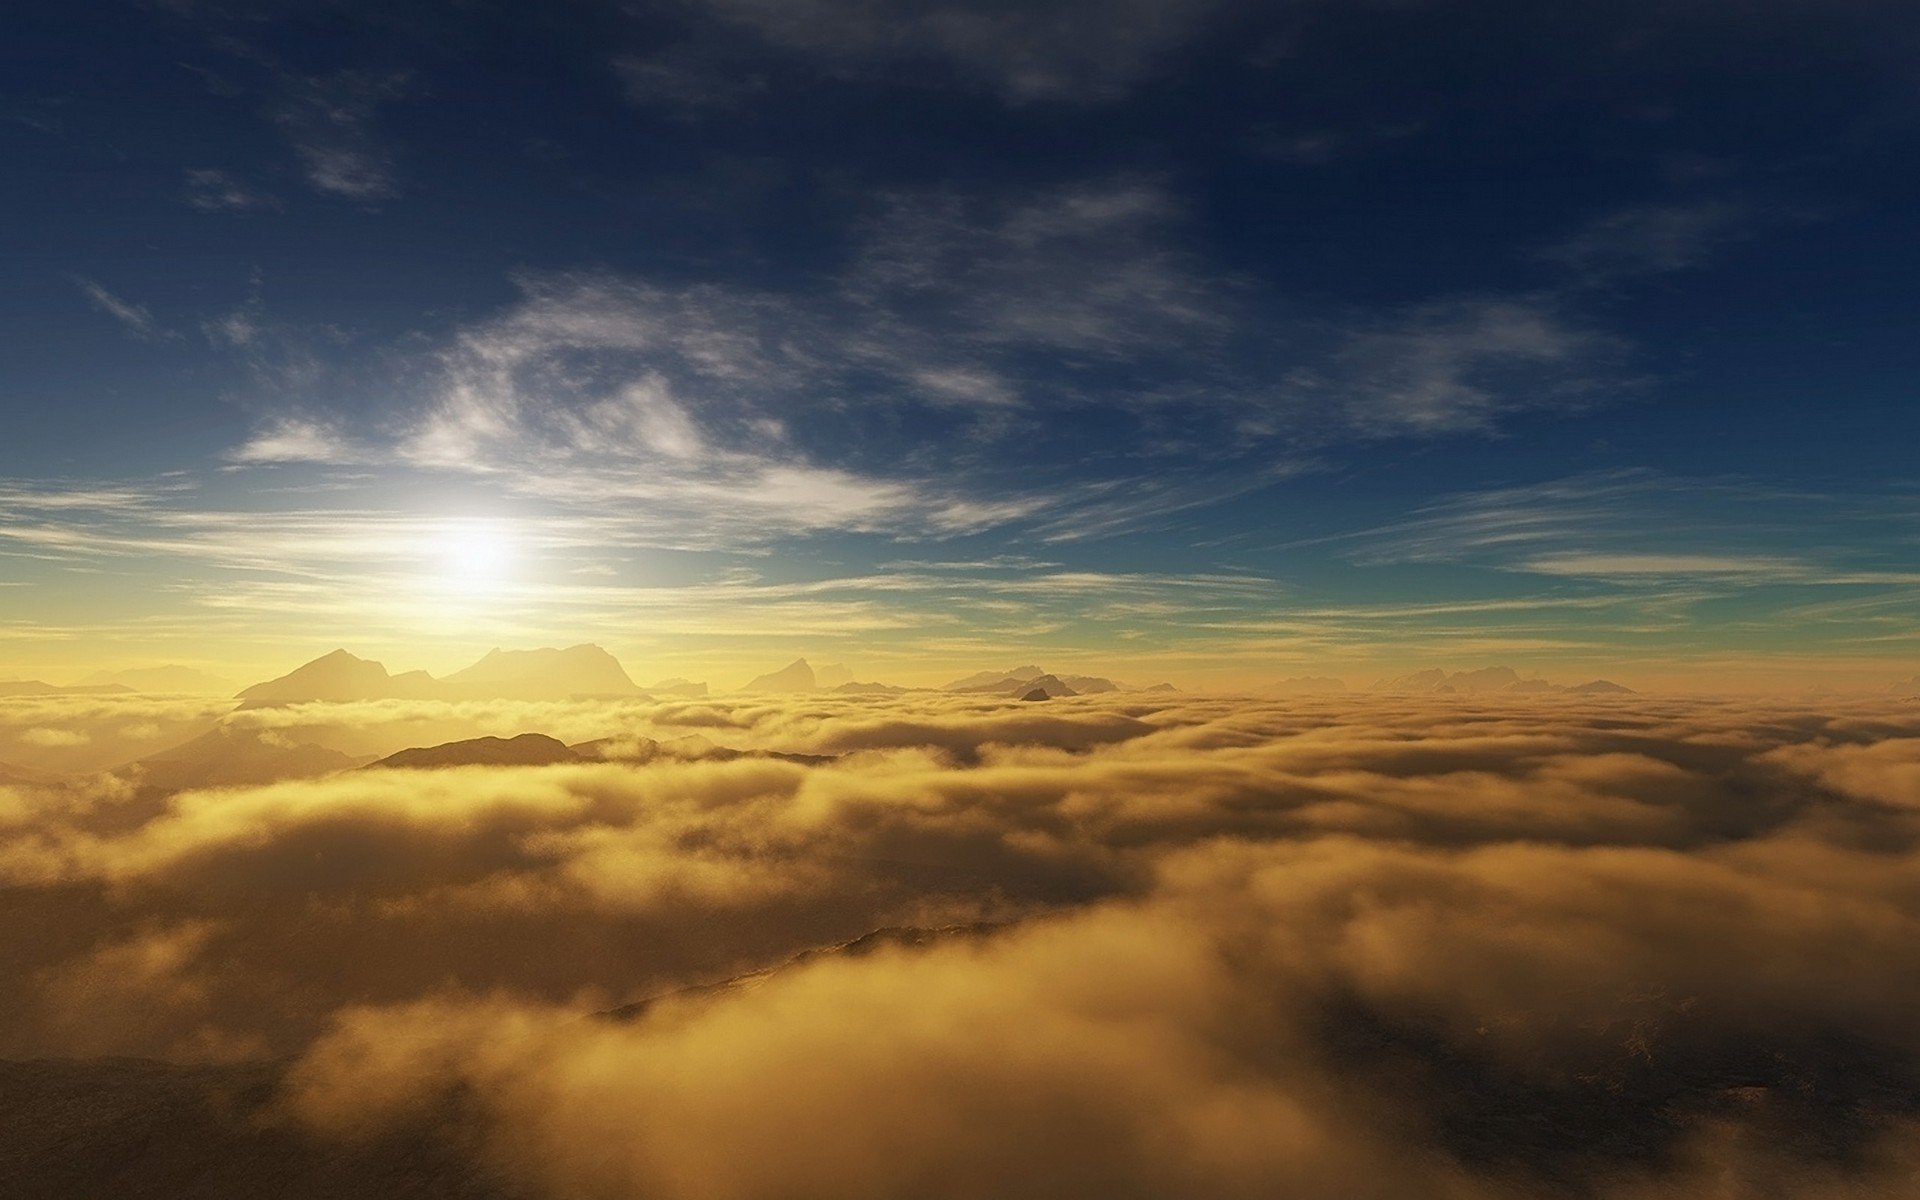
[4,689,1920,1196]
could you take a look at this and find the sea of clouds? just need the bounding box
[3,689,1918,1197]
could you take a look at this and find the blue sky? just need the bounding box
[2,0,1917,688]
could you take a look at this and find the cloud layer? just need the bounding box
[3,691,1920,1194]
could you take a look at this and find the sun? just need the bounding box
[433,519,517,595]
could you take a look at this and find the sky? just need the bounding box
[3,0,1918,690]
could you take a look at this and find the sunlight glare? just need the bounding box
[433,519,517,596]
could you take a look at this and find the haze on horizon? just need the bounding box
[5,2,1920,1198]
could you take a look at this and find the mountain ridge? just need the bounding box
[236,645,683,707]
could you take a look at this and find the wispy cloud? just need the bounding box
[1302,296,1612,435]
[846,179,1229,361]
[614,48,770,112]
[0,475,1294,661]
[183,168,279,213]
[1333,471,1920,596]
[227,417,364,466]
[1248,120,1427,166]
[215,165,1689,556]
[1516,552,1822,582]
[274,70,408,202]
[655,0,1229,104]
[196,175,1251,546]
[72,278,171,342]
[1539,200,1755,282]
[389,274,1017,542]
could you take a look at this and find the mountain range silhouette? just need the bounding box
[237,645,644,707]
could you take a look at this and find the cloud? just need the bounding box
[225,416,364,465]
[396,273,994,539]
[665,0,1230,104]
[31,919,263,1061]
[1762,736,1920,811]
[0,475,1287,655]
[183,168,279,213]
[20,727,88,748]
[205,171,1694,569]
[274,70,408,201]
[73,277,171,342]
[0,692,228,774]
[613,47,770,112]
[5,691,1920,1193]
[373,210,1242,541]
[1307,297,1611,435]
[846,180,1229,360]
[211,176,1287,548]
[1515,551,1827,582]
[284,922,1427,1200]
[1540,200,1755,281]
[1328,470,1920,618]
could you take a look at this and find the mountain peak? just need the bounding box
[440,644,640,699]
[742,658,818,692]
[236,644,643,705]
[371,733,579,770]
[237,649,400,706]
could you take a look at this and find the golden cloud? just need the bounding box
[3,691,1918,1195]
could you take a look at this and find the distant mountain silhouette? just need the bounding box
[570,735,667,762]
[989,673,1075,698]
[364,731,837,771]
[742,658,817,692]
[1271,676,1346,695]
[945,666,1045,690]
[951,670,1079,698]
[121,726,367,790]
[237,645,647,706]
[834,680,910,695]
[1373,668,1445,692]
[1374,667,1521,693]
[371,733,580,769]
[439,645,640,700]
[1500,677,1637,695]
[1371,667,1636,696]
[1458,667,1523,690]
[944,666,1139,695]
[1569,679,1635,694]
[79,665,235,694]
[0,680,132,697]
[235,650,434,707]
[813,662,855,687]
[1018,687,1053,701]
[647,677,709,697]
